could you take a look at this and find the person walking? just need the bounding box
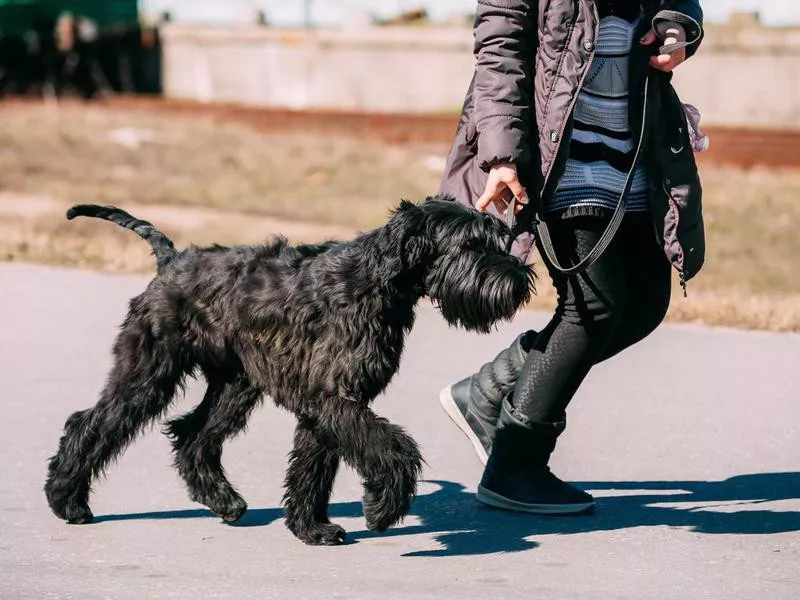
[438,0,706,514]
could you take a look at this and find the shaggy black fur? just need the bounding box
[44,197,533,545]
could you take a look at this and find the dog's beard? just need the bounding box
[425,249,533,333]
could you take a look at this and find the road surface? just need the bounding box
[1,263,798,599]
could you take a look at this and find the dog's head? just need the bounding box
[388,197,534,332]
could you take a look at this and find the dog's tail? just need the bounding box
[66,204,177,270]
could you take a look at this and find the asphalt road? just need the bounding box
[1,263,798,600]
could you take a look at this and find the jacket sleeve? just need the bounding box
[472,0,538,172]
[656,1,704,58]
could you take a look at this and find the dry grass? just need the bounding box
[0,103,443,230]
[1,103,799,332]
[0,196,358,273]
[661,167,800,331]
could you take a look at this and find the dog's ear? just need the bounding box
[376,200,432,280]
[394,199,419,214]
[426,194,456,203]
[403,235,434,267]
[395,201,433,268]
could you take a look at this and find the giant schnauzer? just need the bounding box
[44,197,533,545]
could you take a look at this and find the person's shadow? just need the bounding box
[94,472,800,557]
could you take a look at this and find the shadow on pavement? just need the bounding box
[93,472,800,557]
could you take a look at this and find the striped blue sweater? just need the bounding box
[547,9,649,217]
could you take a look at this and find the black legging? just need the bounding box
[512,213,672,423]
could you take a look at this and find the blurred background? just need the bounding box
[1,1,799,330]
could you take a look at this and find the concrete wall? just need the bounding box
[670,22,800,128]
[162,26,475,114]
[161,22,800,128]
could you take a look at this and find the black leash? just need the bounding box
[534,75,650,275]
[504,196,518,254]
[501,76,650,266]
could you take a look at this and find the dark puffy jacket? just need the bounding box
[439,0,706,282]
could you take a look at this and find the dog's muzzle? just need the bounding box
[425,249,532,333]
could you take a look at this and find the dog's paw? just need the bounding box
[63,503,94,525]
[214,497,248,524]
[364,503,399,533]
[363,485,412,533]
[45,482,94,524]
[293,522,347,546]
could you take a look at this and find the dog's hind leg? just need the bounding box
[283,419,344,545]
[44,327,187,524]
[317,399,423,534]
[166,373,262,523]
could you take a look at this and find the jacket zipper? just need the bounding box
[540,7,595,200]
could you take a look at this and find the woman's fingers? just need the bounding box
[476,175,502,212]
[504,176,530,208]
[641,23,687,72]
[477,163,529,215]
[650,43,686,71]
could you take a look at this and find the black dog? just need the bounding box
[44,198,533,545]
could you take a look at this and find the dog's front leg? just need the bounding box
[319,399,423,533]
[283,420,345,546]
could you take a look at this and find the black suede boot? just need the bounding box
[476,398,595,514]
[439,331,536,464]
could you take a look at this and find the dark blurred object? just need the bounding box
[377,8,429,26]
[0,0,162,100]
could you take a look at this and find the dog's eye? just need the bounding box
[461,237,486,251]
[460,238,502,254]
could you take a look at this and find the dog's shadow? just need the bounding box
[95,472,800,557]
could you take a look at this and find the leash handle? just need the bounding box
[651,9,703,56]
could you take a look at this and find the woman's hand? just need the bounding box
[476,163,529,215]
[640,22,687,72]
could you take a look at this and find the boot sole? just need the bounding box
[476,485,595,515]
[439,385,489,466]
